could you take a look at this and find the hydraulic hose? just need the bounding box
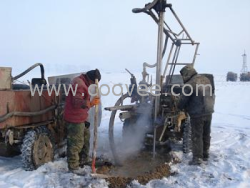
[12,63,45,81]
[0,105,56,123]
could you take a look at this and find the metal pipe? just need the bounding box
[169,7,194,44]
[167,45,178,83]
[165,45,181,91]
[13,63,45,81]
[132,0,159,14]
[192,43,200,65]
[153,10,165,159]
[163,42,174,77]
[143,62,157,68]
[92,77,99,173]
[168,63,194,65]
[164,21,177,36]
[179,40,197,42]
[148,10,176,42]
[10,120,53,129]
[162,36,169,58]
[168,46,181,86]
[159,124,167,142]
[0,105,56,123]
[108,93,129,165]
[104,105,135,111]
[176,29,184,37]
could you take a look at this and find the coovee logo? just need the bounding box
[30,83,213,97]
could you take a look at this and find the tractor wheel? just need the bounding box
[21,126,54,171]
[182,117,192,154]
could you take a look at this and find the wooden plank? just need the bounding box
[0,67,12,90]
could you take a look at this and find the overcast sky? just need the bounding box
[0,0,249,77]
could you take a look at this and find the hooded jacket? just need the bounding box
[178,65,215,118]
[64,74,90,123]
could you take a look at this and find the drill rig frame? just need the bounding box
[105,0,199,165]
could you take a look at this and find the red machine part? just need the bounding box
[0,90,57,129]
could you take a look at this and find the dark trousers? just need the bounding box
[190,115,212,159]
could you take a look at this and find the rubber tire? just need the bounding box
[182,117,192,154]
[21,126,55,171]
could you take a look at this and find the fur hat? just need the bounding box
[180,65,197,83]
[86,69,101,82]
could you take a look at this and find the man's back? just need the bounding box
[184,74,215,117]
[178,65,215,118]
[178,65,215,165]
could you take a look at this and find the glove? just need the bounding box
[90,96,100,107]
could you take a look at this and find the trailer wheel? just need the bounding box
[182,117,192,154]
[21,126,54,171]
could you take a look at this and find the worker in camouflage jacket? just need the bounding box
[178,65,215,165]
[64,69,101,174]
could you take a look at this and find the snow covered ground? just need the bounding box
[131,80,250,188]
[0,73,250,188]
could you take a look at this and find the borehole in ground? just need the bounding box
[97,151,172,188]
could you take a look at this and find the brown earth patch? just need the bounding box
[96,151,172,188]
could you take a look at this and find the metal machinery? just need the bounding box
[0,63,60,170]
[0,63,102,170]
[240,51,250,81]
[227,72,237,82]
[105,0,200,164]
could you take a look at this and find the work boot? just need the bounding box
[69,167,87,176]
[188,158,203,165]
[203,153,209,161]
[80,157,91,167]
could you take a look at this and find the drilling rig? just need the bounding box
[104,0,211,165]
[240,51,250,81]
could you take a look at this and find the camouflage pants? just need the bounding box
[66,122,90,170]
[190,115,212,159]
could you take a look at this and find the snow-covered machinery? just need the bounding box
[0,64,101,170]
[105,0,214,165]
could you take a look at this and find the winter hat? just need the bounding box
[180,65,197,83]
[86,69,101,82]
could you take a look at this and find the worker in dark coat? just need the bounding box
[64,69,101,173]
[178,65,215,165]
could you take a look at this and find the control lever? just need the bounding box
[132,0,159,14]
[132,8,145,13]
[125,69,138,102]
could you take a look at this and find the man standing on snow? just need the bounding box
[178,65,215,165]
[64,69,101,174]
